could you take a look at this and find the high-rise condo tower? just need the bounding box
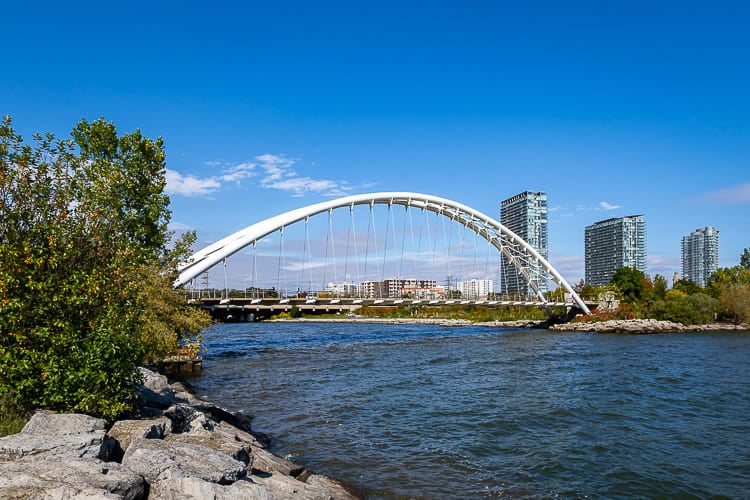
[584,215,647,286]
[500,191,548,297]
[681,226,719,287]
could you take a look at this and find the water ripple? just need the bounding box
[191,323,750,498]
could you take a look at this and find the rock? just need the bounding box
[165,424,254,467]
[251,447,305,478]
[122,437,247,484]
[0,458,146,499]
[0,431,105,462]
[304,474,359,500]
[107,417,172,456]
[250,471,337,500]
[0,412,108,462]
[149,474,269,500]
[162,404,215,433]
[21,412,108,435]
[196,422,305,478]
[550,319,687,334]
[139,367,171,392]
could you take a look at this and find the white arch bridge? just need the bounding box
[176,192,590,315]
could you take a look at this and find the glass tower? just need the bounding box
[681,226,719,288]
[500,191,548,297]
[584,215,647,287]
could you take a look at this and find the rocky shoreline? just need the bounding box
[274,316,750,334]
[550,318,750,334]
[271,317,547,328]
[0,367,359,499]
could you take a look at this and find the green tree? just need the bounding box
[706,266,750,298]
[573,279,594,299]
[740,248,750,270]
[719,284,750,324]
[673,278,703,295]
[652,274,668,301]
[610,267,646,305]
[652,293,719,325]
[0,116,208,420]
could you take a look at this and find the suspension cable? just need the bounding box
[329,208,337,289]
[276,226,284,298]
[351,205,361,297]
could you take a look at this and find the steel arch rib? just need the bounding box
[175,192,590,314]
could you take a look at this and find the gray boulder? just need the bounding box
[162,404,214,433]
[149,474,269,500]
[138,367,171,392]
[122,437,247,484]
[0,458,146,499]
[251,471,337,500]
[304,474,358,500]
[107,417,172,456]
[0,412,107,461]
[165,425,253,467]
[22,411,107,435]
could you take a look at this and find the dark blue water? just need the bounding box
[190,322,750,498]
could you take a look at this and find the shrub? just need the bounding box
[0,116,209,420]
[652,293,719,325]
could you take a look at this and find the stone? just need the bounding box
[21,411,108,435]
[149,474,269,500]
[0,458,146,499]
[165,425,254,467]
[304,474,359,500]
[107,417,172,455]
[0,411,111,461]
[138,367,171,392]
[162,404,215,433]
[122,437,247,484]
[250,446,305,478]
[550,318,689,334]
[250,471,336,500]
[0,428,106,462]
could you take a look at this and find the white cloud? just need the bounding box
[704,181,750,204]
[549,254,585,278]
[599,201,621,210]
[574,201,622,211]
[283,260,328,272]
[255,154,353,197]
[220,161,256,183]
[167,154,355,198]
[165,169,221,197]
[647,255,680,279]
[255,153,295,185]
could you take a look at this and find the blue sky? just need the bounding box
[3,1,749,287]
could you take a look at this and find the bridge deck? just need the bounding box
[193,297,592,309]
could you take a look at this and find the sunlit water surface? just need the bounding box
[189,322,750,498]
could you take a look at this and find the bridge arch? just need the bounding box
[175,192,590,314]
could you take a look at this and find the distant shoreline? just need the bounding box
[267,316,750,333]
[266,317,546,328]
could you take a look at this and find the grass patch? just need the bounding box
[0,393,28,437]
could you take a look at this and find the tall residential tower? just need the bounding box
[584,215,647,286]
[500,191,548,297]
[681,226,719,287]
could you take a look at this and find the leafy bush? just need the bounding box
[0,116,209,420]
[719,284,750,324]
[651,293,719,325]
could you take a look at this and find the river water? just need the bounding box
[189,322,750,498]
